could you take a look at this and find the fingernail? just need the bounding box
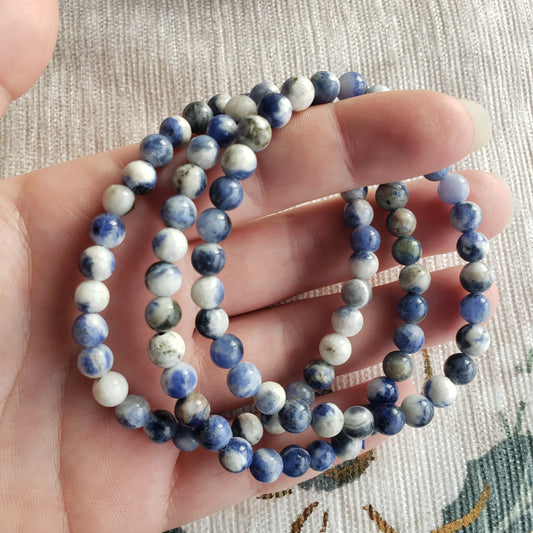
[492,172,514,225]
[457,98,492,153]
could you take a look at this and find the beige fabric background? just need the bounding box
[0,1,531,531]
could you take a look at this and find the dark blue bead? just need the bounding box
[172,424,200,451]
[367,376,399,405]
[209,177,244,210]
[444,353,477,385]
[191,243,226,275]
[457,231,489,262]
[393,323,425,353]
[206,114,237,148]
[338,71,367,99]
[143,410,178,443]
[195,308,228,339]
[281,445,311,477]
[196,208,232,243]
[198,414,232,451]
[424,167,450,181]
[210,334,243,369]
[449,201,482,232]
[182,101,213,134]
[307,440,335,471]
[250,448,283,482]
[89,213,125,248]
[257,93,292,128]
[311,70,340,104]
[140,133,173,168]
[303,359,335,391]
[349,225,381,252]
[159,116,190,147]
[459,293,491,324]
[392,236,422,265]
[397,294,428,323]
[373,404,405,435]
[278,399,312,433]
[249,81,279,104]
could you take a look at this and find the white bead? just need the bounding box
[281,76,315,111]
[92,371,129,407]
[80,245,115,281]
[254,381,286,415]
[424,375,457,407]
[152,228,188,262]
[348,251,379,280]
[148,331,186,368]
[399,264,431,294]
[224,94,257,122]
[311,402,344,438]
[191,276,224,309]
[102,184,135,216]
[233,412,263,445]
[74,280,110,313]
[319,333,352,365]
[331,307,364,337]
[121,160,157,193]
[172,163,206,199]
[333,435,363,460]
[221,144,257,177]
[261,412,285,434]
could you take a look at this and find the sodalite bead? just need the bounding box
[199,414,232,451]
[311,402,344,438]
[343,199,374,228]
[349,225,381,252]
[401,394,434,427]
[206,114,237,148]
[341,279,372,308]
[103,184,135,216]
[373,404,406,435]
[304,359,335,391]
[140,134,173,168]
[424,167,450,182]
[338,71,367,99]
[192,243,226,275]
[254,381,286,415]
[74,280,110,313]
[145,262,182,297]
[460,262,494,293]
[209,177,244,210]
[161,195,197,230]
[278,399,312,433]
[331,431,363,461]
[424,375,457,407]
[148,331,185,368]
[376,182,409,211]
[386,208,417,237]
[285,380,315,406]
[257,93,292,129]
[348,250,379,280]
[460,294,491,324]
[456,324,490,356]
[182,101,213,134]
[79,245,115,281]
[382,351,413,381]
[77,344,113,378]
[260,412,285,434]
[341,186,368,201]
[210,333,243,369]
[319,333,352,366]
[437,173,470,204]
[172,164,207,199]
[311,70,340,104]
[191,276,225,309]
[145,297,182,332]
[235,114,272,152]
[174,392,210,428]
[343,405,375,439]
[159,115,192,147]
[331,306,363,337]
[173,424,200,451]
[115,394,150,429]
[92,371,128,407]
[161,362,198,399]
[366,84,390,93]
[221,143,257,180]
[152,228,188,263]
[281,445,311,477]
[143,410,178,443]
[307,440,335,471]
[196,208,232,243]
[219,437,253,473]
[280,76,315,111]
[367,376,399,405]
[449,201,482,232]
[121,160,157,195]
[457,231,489,262]
[397,294,428,324]
[231,412,264,445]
[393,323,425,353]
[89,213,125,249]
[72,313,108,348]
[225,94,257,123]
[227,361,262,398]
[186,135,220,170]
[444,353,477,385]
[392,236,422,265]
[208,93,231,115]
[399,264,431,294]
[250,448,283,483]
[195,308,229,339]
[250,81,279,104]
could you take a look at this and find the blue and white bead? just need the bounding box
[143,409,177,443]
[318,332,352,366]
[102,184,135,216]
[331,305,363,337]
[372,404,405,435]
[338,71,367,99]
[161,195,197,230]
[437,173,470,204]
[444,353,477,385]
[192,243,226,275]
[231,412,264,445]
[159,116,192,147]
[199,414,232,451]
[173,424,200,451]
[281,445,311,477]
[139,134,173,168]
[89,213,125,249]
[219,437,253,473]
[341,186,368,202]
[311,402,344,438]
[367,376,399,405]
[456,324,490,356]
[121,160,157,195]
[195,307,229,339]
[77,344,113,378]
[343,199,374,228]
[459,293,491,324]
[220,143,257,180]
[206,114,237,148]
[303,359,335,391]
[186,135,220,170]
[285,380,315,406]
[257,93,292,129]
[152,228,188,263]
[182,101,213,134]
[74,280,110,314]
[460,262,494,293]
[235,114,272,152]
[424,375,457,407]
[115,394,150,429]
[79,245,115,281]
[348,250,379,280]
[147,330,186,368]
[307,440,335,471]
[196,208,232,243]
[224,94,257,123]
[208,93,231,115]
[400,394,434,427]
[250,448,283,483]
[249,81,279,104]
[278,399,312,433]
[160,362,198,399]
[399,264,431,294]
[457,231,489,262]
[191,276,225,309]
[310,70,340,104]
[393,323,425,353]
[72,313,109,348]
[210,334,244,369]
[227,361,262,398]
[92,370,128,407]
[449,201,482,232]
[340,279,372,308]
[350,225,381,252]
[260,412,285,435]
[254,381,286,415]
[172,164,207,199]
[342,405,375,439]
[209,177,244,210]
[145,297,181,332]
[331,432,363,460]
[144,262,182,297]
[280,75,315,111]
[424,167,451,181]
[174,392,210,428]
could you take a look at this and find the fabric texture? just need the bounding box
[1,1,531,531]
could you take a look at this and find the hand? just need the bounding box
[0,91,511,532]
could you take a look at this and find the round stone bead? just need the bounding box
[145,296,182,332]
[375,182,409,211]
[196,208,232,243]
[79,245,115,281]
[307,440,335,471]
[92,371,128,407]
[139,134,173,168]
[191,276,225,309]
[174,392,210,428]
[444,353,477,385]
[319,333,352,366]
[341,187,368,201]
[399,264,431,294]
[341,279,372,309]
[278,399,312,433]
[72,313,108,348]
[224,94,257,122]
[386,208,417,237]
[460,262,494,293]
[456,324,490,356]
[152,228,188,263]
[392,236,422,265]
[192,243,226,275]
[219,437,253,473]
[159,115,192,147]
[424,167,450,181]
[161,362,198,399]
[373,404,406,435]
[206,114,237,147]
[210,333,243,369]
[343,199,374,228]
[343,405,375,439]
[393,323,425,353]
[250,448,283,483]
[102,184,135,216]
[437,173,470,204]
[304,359,335,391]
[260,413,285,435]
[254,381,286,415]
[424,375,457,407]
[311,70,340,104]
[367,376,400,405]
[257,93,292,128]
[331,306,363,337]
[77,344,113,378]
[349,225,381,252]
[143,410,178,443]
[401,394,434,427]
[338,71,367,99]
[115,394,150,429]
[121,160,157,195]
[199,415,232,451]
[173,424,200,452]
[285,380,315,406]
[231,412,264,446]
[449,201,482,232]
[250,81,279,104]
[148,331,186,368]
[172,164,207,199]
[348,251,379,280]
[397,294,428,324]
[280,75,315,111]
[382,351,413,381]
[331,431,363,460]
[460,293,491,324]
[227,362,262,398]
[457,231,489,262]
[89,213,125,249]
[145,262,182,297]
[220,143,257,179]
[209,177,244,210]
[281,445,311,477]
[235,114,272,152]
[208,93,231,115]
[366,84,391,93]
[74,280,110,313]
[195,308,229,339]
[182,101,213,134]
[161,195,197,230]
[311,402,344,438]
[186,135,220,170]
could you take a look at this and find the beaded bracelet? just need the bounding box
[72,70,492,483]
